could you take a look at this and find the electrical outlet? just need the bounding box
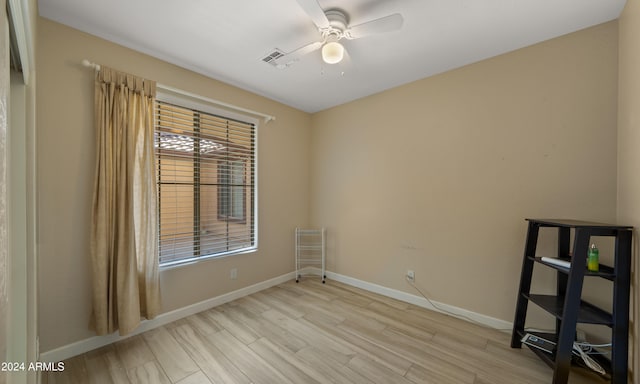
[406,270,415,282]
[230,268,238,280]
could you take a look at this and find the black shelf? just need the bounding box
[511,219,632,384]
[530,257,616,281]
[515,330,612,380]
[531,219,632,230]
[523,294,613,326]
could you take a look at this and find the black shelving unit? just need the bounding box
[511,219,632,384]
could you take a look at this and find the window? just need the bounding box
[155,99,256,266]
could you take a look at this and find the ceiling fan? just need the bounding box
[265,0,404,68]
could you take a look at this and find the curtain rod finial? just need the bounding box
[82,59,100,70]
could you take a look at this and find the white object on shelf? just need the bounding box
[295,228,326,283]
[540,257,571,269]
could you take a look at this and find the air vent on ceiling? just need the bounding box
[262,49,285,67]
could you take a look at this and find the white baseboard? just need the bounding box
[41,268,512,363]
[39,271,296,363]
[324,271,513,332]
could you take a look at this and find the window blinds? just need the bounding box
[155,100,256,266]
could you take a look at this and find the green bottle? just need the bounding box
[587,243,599,272]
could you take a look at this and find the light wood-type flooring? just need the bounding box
[43,279,604,384]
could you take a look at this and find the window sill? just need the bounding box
[159,247,258,271]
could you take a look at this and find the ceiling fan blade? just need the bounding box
[296,0,330,29]
[273,41,323,67]
[345,13,404,39]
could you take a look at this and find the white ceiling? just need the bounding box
[38,0,626,113]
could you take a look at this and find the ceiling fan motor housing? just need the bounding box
[323,9,349,41]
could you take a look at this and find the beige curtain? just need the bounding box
[90,66,160,336]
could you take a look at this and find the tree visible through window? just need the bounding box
[155,100,256,266]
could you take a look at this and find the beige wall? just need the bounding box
[36,17,311,352]
[617,1,640,382]
[310,21,619,324]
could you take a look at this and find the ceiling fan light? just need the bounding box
[322,41,344,64]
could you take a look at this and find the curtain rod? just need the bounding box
[81,59,276,124]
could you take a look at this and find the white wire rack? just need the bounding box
[295,228,326,283]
